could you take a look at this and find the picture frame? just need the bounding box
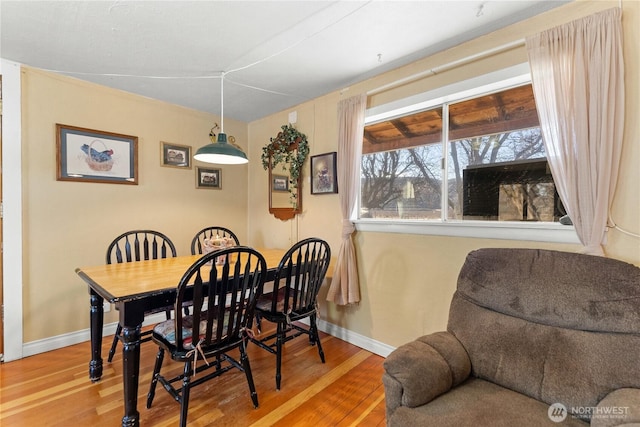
[56,124,138,185]
[196,167,221,189]
[310,151,338,194]
[272,174,289,192]
[160,141,191,169]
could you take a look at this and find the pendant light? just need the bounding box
[194,72,248,165]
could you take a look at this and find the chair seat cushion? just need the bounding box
[256,288,293,313]
[153,313,213,349]
[388,378,588,427]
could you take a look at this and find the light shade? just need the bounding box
[193,133,248,165]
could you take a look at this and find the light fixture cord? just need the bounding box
[220,71,225,133]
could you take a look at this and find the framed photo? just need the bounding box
[56,124,138,185]
[161,141,191,169]
[311,152,338,194]
[196,167,221,189]
[272,174,289,192]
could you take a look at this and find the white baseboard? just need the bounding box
[22,314,395,359]
[298,318,396,358]
[22,313,166,358]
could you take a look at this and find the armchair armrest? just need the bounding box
[382,331,471,416]
[591,388,640,427]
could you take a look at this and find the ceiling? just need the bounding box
[0,1,568,123]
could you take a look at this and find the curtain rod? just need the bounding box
[366,39,525,96]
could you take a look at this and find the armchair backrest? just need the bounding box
[447,248,640,414]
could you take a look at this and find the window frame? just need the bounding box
[355,64,579,244]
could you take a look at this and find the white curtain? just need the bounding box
[326,94,367,305]
[525,7,625,256]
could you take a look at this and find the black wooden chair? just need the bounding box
[106,230,177,363]
[146,246,267,427]
[250,238,331,390]
[186,227,240,316]
[190,226,240,255]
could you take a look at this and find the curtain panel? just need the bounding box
[525,7,625,256]
[326,94,367,305]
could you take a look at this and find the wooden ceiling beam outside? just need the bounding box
[363,84,539,155]
[363,132,441,154]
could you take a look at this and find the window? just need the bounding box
[360,77,566,227]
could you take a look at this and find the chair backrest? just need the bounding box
[174,246,267,352]
[447,248,640,414]
[191,226,240,255]
[267,238,331,317]
[106,230,177,264]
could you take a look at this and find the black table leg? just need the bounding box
[89,289,104,382]
[120,306,144,427]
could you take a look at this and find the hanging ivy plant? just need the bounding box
[262,124,310,204]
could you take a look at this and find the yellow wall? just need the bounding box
[247,0,640,348]
[248,96,342,252]
[21,68,249,342]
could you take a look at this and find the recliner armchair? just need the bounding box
[383,248,640,427]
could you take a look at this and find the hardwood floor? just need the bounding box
[0,325,387,426]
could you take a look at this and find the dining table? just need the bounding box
[76,247,288,427]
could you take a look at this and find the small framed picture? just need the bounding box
[311,152,338,194]
[56,123,138,185]
[161,142,191,169]
[196,167,221,189]
[272,174,289,192]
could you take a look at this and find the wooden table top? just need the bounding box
[76,247,288,303]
